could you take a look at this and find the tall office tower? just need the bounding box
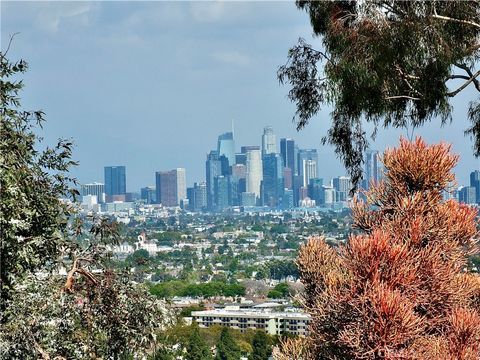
[194,182,207,211]
[81,182,105,203]
[282,189,294,210]
[308,178,323,204]
[214,176,230,211]
[280,138,295,186]
[140,186,156,204]
[104,166,126,197]
[322,186,336,204]
[333,176,352,201]
[458,186,477,204]
[217,132,235,167]
[261,153,284,207]
[187,182,207,212]
[219,155,231,176]
[231,164,247,206]
[283,167,292,189]
[155,168,186,207]
[187,187,195,210]
[206,150,221,210]
[262,126,276,155]
[235,153,247,165]
[176,168,187,202]
[470,170,480,204]
[245,147,263,202]
[297,149,318,180]
[303,159,318,187]
[363,150,380,190]
[293,174,304,206]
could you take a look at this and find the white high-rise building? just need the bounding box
[176,168,186,204]
[246,148,263,201]
[262,126,276,155]
[303,159,317,187]
[81,182,105,203]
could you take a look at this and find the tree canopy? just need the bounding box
[279,1,480,186]
[0,47,171,358]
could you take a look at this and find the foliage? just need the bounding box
[279,1,480,186]
[250,330,272,360]
[186,323,213,360]
[258,260,299,280]
[0,50,172,358]
[0,47,78,307]
[275,138,480,359]
[267,283,290,299]
[215,327,242,360]
[126,249,150,266]
[150,280,245,299]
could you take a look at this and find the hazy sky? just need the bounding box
[2,1,479,191]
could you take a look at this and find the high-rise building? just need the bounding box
[261,153,284,207]
[282,189,294,210]
[140,186,156,204]
[280,138,295,187]
[245,147,262,202]
[363,150,380,189]
[262,126,276,155]
[155,168,186,207]
[206,150,221,210]
[333,176,352,201]
[104,166,126,197]
[81,182,105,203]
[308,178,323,204]
[187,181,207,212]
[302,159,317,187]
[214,176,230,211]
[217,132,235,168]
[235,153,247,165]
[470,170,480,204]
[458,186,477,204]
[322,186,336,204]
[297,149,318,187]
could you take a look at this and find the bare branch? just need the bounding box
[1,32,20,60]
[431,14,480,30]
[385,95,421,101]
[447,69,480,97]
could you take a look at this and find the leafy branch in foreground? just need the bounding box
[0,48,172,358]
[279,1,480,187]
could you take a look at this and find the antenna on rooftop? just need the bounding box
[231,118,235,137]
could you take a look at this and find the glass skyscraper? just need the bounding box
[104,166,126,196]
[217,132,235,168]
[261,153,284,207]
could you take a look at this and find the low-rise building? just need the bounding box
[191,305,310,336]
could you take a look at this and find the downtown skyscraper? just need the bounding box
[244,146,263,202]
[104,166,126,197]
[217,132,235,167]
[280,138,295,189]
[262,126,276,155]
[155,168,186,207]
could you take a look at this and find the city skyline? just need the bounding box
[2,1,479,191]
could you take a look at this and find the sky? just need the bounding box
[2,1,479,191]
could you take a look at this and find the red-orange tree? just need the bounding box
[276,138,480,359]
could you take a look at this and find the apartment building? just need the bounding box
[191,306,310,336]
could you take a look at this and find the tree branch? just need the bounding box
[385,95,421,101]
[447,69,480,97]
[431,14,480,30]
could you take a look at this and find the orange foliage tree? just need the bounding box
[275,138,480,359]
